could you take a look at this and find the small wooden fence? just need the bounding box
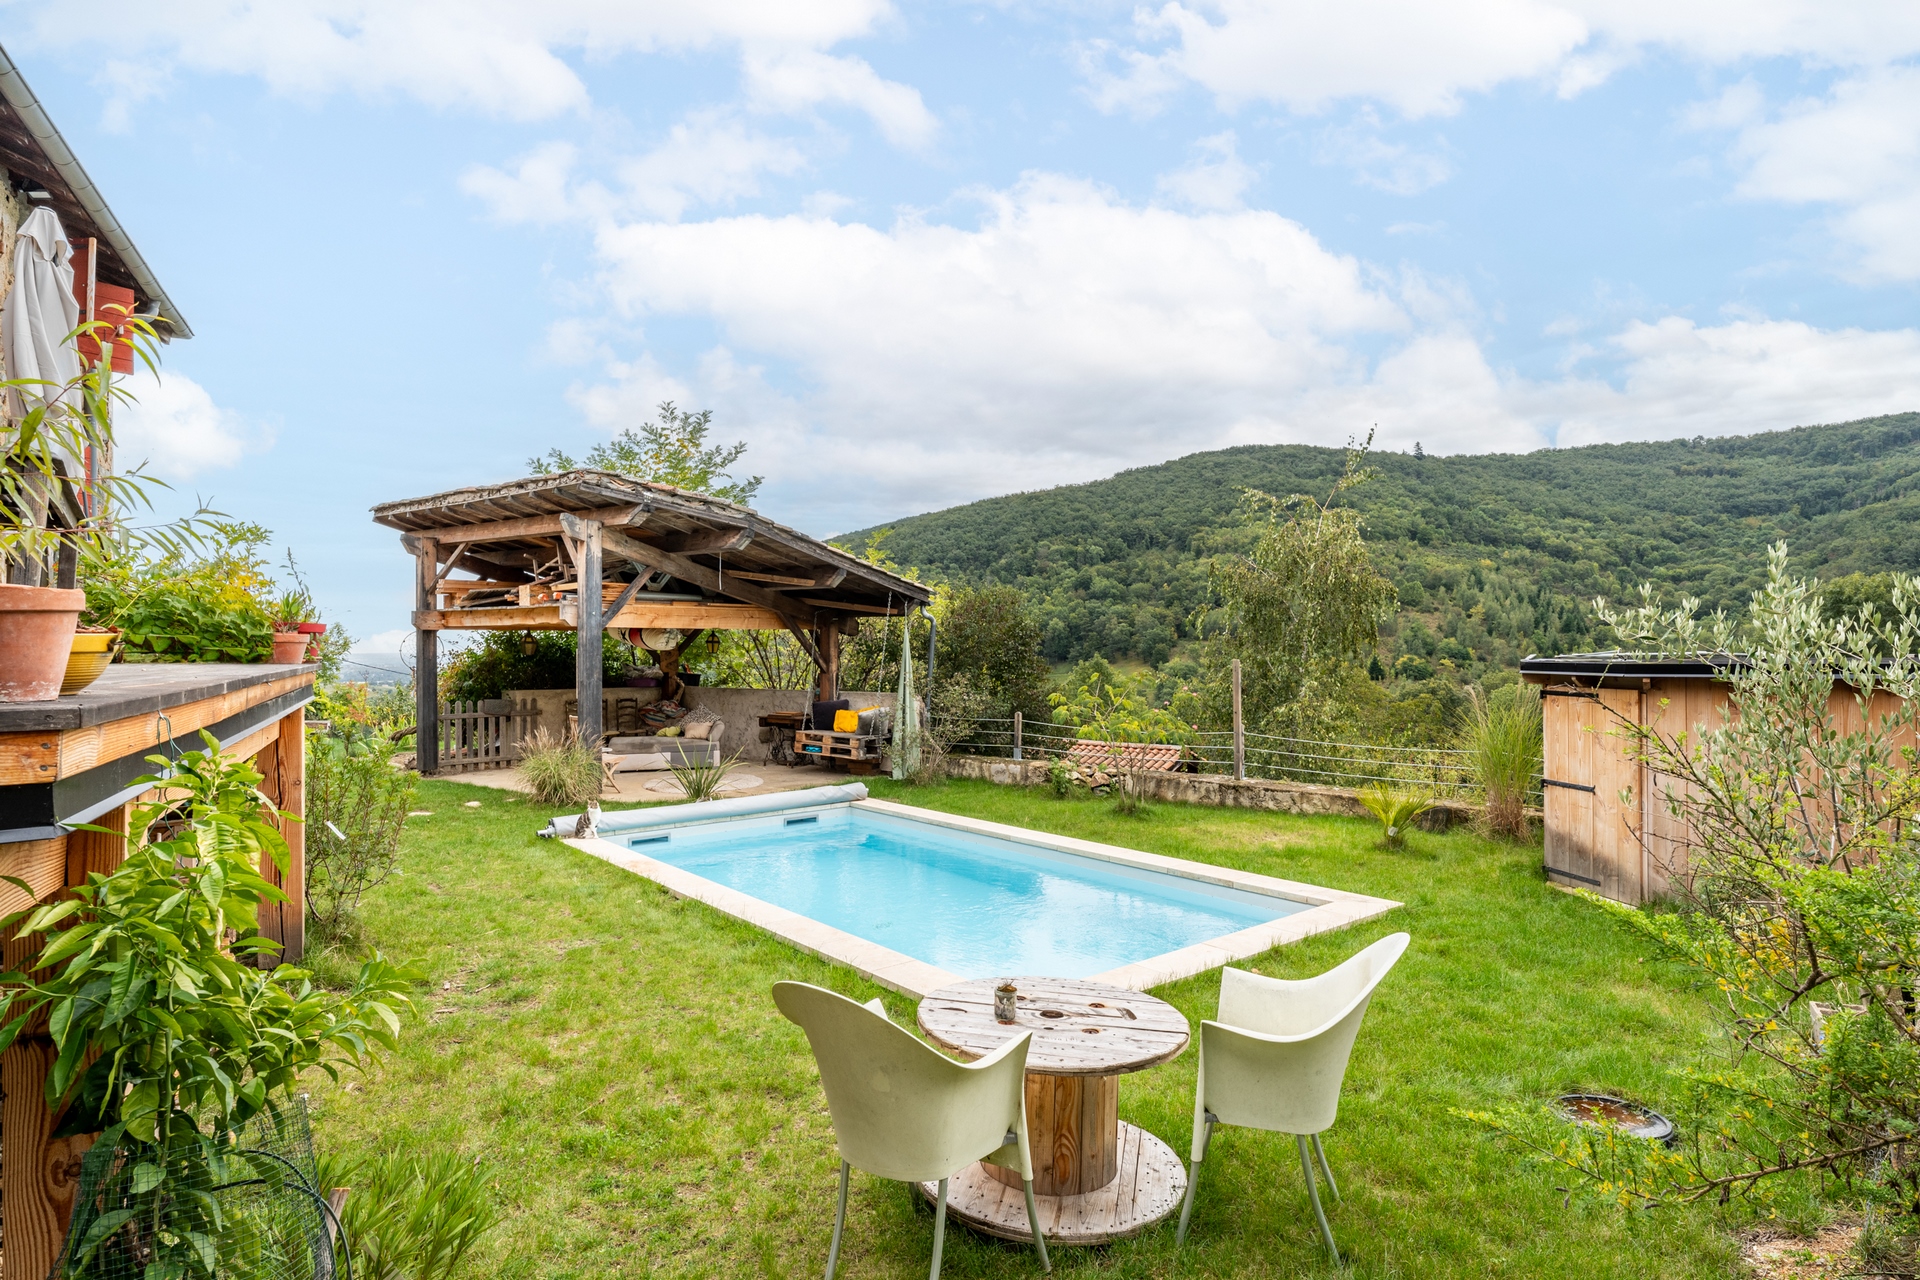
[433,698,541,773]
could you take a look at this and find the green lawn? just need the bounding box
[307,777,1762,1278]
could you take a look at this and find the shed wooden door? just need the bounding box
[1542,686,1642,903]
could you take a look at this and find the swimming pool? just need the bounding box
[566,788,1397,997]
[627,804,1304,978]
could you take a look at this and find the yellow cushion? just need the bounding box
[657,725,683,737]
[833,709,859,732]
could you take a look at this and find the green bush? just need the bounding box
[440,631,638,701]
[82,522,278,662]
[307,730,417,937]
[1461,683,1542,839]
[1357,779,1437,847]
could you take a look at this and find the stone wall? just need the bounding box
[941,754,1477,829]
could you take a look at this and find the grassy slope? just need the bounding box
[309,778,1755,1279]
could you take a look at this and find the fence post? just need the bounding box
[1231,659,1244,781]
[1013,711,1023,761]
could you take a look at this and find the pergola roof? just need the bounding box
[372,470,930,634]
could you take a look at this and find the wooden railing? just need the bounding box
[434,697,540,773]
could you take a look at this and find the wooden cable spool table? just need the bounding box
[916,976,1191,1245]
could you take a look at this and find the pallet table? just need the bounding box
[916,976,1191,1245]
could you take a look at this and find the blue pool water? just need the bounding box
[624,805,1305,978]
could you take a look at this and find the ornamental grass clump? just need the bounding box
[1357,780,1436,847]
[316,1148,501,1280]
[668,750,741,803]
[519,727,603,808]
[1462,683,1541,840]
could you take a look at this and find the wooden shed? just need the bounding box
[371,470,933,772]
[1520,650,1910,906]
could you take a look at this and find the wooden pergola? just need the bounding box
[372,470,932,772]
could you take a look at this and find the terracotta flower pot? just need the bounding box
[298,621,327,661]
[0,584,87,702]
[61,629,120,696]
[269,632,309,664]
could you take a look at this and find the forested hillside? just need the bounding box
[852,412,1920,680]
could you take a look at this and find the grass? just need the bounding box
[306,777,1766,1279]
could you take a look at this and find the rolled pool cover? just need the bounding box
[539,781,869,839]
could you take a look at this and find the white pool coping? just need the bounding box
[568,796,1400,998]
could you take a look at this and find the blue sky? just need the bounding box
[7,2,1920,660]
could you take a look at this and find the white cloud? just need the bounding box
[112,368,259,481]
[23,0,899,122]
[1155,131,1256,210]
[557,173,1920,521]
[741,49,938,149]
[1719,66,1920,281]
[1538,317,1920,445]
[1090,1,1920,119]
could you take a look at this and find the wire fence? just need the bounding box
[932,714,1483,797]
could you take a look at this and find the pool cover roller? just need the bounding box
[540,782,869,839]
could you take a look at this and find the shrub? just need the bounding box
[1046,754,1076,798]
[1356,780,1436,847]
[441,630,637,701]
[316,1149,500,1280]
[518,728,603,807]
[307,730,417,937]
[1461,682,1541,839]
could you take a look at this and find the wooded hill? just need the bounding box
[853,412,1920,680]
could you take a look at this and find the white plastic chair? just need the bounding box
[773,981,1052,1280]
[1175,932,1410,1263]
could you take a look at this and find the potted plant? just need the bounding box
[268,588,315,664]
[1,308,198,700]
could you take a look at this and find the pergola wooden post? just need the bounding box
[413,536,439,774]
[814,614,840,703]
[571,517,604,744]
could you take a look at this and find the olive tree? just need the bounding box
[1480,544,1920,1232]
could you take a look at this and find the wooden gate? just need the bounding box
[1541,685,1643,902]
[435,698,540,773]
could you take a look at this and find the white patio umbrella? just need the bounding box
[3,205,83,456]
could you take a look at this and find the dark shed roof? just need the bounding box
[1520,650,1738,682]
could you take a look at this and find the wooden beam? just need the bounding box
[412,602,791,631]
[432,545,468,585]
[724,569,821,587]
[799,598,902,615]
[596,526,815,626]
[275,710,306,963]
[414,505,644,546]
[662,526,752,555]
[818,566,848,589]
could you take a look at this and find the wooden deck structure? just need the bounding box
[1521,650,1911,905]
[0,663,314,1277]
[371,471,932,772]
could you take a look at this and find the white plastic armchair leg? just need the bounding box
[774,981,1052,1280]
[1175,932,1408,1262]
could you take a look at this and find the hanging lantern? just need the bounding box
[706,631,721,653]
[521,632,537,657]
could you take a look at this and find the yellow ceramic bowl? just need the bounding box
[61,632,118,696]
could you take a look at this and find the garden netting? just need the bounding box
[51,1098,344,1280]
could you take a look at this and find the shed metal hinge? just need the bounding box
[1542,688,1600,700]
[1541,778,1596,793]
[1544,865,1602,887]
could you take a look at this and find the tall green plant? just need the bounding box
[1461,683,1542,839]
[527,400,762,505]
[1204,435,1398,730]
[0,737,416,1279]
[307,730,418,936]
[316,1149,501,1280]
